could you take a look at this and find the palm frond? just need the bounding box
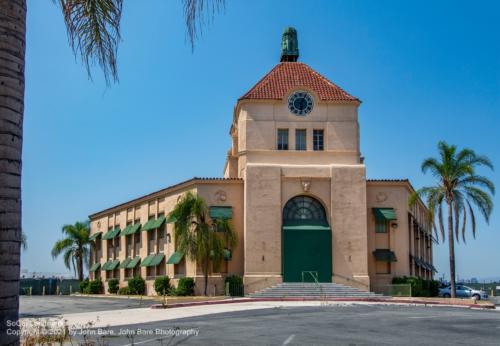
[183,0,225,49]
[466,200,477,238]
[459,175,495,195]
[464,186,494,223]
[438,203,445,241]
[453,201,460,243]
[21,232,28,251]
[63,248,74,271]
[51,238,74,258]
[461,206,467,243]
[59,0,123,85]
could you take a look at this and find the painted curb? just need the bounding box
[150,297,496,310]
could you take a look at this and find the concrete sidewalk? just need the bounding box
[20,298,497,335]
[20,301,322,332]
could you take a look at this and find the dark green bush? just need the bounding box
[175,277,195,296]
[392,276,439,297]
[154,276,171,296]
[79,279,89,293]
[128,276,146,295]
[85,278,103,294]
[108,278,119,294]
[118,287,129,295]
[224,275,244,296]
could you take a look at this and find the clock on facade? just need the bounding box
[288,91,314,115]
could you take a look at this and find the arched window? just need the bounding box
[283,195,327,224]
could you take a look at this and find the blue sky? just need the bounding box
[23,0,499,281]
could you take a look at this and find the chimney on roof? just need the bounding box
[280,27,299,62]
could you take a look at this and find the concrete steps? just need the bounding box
[249,282,386,299]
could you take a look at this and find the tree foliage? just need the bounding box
[51,221,91,281]
[57,0,225,84]
[169,191,236,295]
[410,141,494,297]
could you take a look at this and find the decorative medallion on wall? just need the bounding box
[376,192,388,203]
[215,190,227,202]
[300,179,311,192]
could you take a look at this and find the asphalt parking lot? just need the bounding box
[68,304,500,346]
[19,295,147,317]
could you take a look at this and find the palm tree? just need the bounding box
[51,221,91,281]
[0,1,224,343]
[169,192,237,296]
[410,141,494,298]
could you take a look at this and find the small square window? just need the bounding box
[277,129,289,150]
[313,129,324,151]
[375,220,388,233]
[295,129,306,151]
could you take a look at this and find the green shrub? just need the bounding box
[118,287,129,295]
[128,276,146,295]
[224,275,244,296]
[154,276,171,296]
[175,277,195,296]
[86,278,103,294]
[79,279,89,293]
[108,278,119,294]
[392,276,439,297]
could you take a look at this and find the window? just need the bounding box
[375,220,388,233]
[277,129,289,150]
[295,129,306,150]
[313,129,324,151]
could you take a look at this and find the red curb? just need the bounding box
[150,297,496,310]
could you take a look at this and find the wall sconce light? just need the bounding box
[391,222,398,229]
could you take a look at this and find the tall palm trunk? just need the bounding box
[77,248,84,281]
[0,0,26,344]
[204,257,209,296]
[447,201,456,298]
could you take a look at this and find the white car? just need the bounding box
[439,285,488,300]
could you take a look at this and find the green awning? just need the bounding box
[101,261,109,271]
[373,249,397,262]
[166,215,176,224]
[166,251,184,264]
[373,208,397,221]
[142,215,166,232]
[209,206,233,219]
[102,227,121,240]
[89,262,101,272]
[141,254,155,267]
[102,259,120,271]
[141,253,164,267]
[119,258,132,269]
[282,220,330,231]
[121,223,141,236]
[126,256,141,269]
[150,253,165,266]
[89,232,102,241]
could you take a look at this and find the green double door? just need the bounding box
[282,225,332,282]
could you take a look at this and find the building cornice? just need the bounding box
[88,177,243,220]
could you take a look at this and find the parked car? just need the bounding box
[439,285,488,300]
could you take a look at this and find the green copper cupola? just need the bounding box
[280,27,299,62]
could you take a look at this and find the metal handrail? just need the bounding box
[301,271,318,283]
[301,271,327,305]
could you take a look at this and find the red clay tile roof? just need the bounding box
[239,62,359,102]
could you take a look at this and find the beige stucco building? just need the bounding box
[88,28,434,296]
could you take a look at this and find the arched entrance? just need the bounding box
[282,195,332,282]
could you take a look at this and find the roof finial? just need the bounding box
[280,27,299,62]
